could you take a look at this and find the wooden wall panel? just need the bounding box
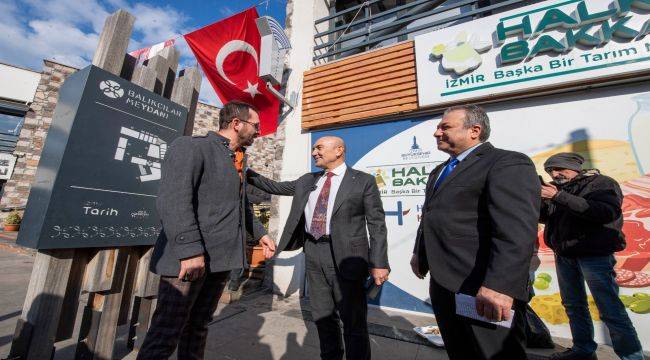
[302,41,417,130]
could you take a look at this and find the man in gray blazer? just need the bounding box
[138,101,276,359]
[247,136,389,360]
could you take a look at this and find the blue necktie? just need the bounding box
[433,158,459,190]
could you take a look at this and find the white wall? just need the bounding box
[0,63,40,103]
[271,0,329,297]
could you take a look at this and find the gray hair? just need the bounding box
[444,104,491,141]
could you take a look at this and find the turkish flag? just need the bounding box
[184,8,279,136]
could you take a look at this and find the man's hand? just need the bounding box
[475,286,513,322]
[410,254,424,279]
[370,268,390,286]
[178,254,205,282]
[541,183,558,200]
[259,235,276,259]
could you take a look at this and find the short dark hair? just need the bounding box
[444,104,491,141]
[218,101,258,130]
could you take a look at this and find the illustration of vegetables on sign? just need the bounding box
[430,31,491,75]
[531,272,650,326]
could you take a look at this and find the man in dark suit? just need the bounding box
[138,101,276,359]
[247,136,389,360]
[410,104,540,359]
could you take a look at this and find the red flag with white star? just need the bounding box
[184,8,279,136]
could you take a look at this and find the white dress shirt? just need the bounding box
[304,162,347,235]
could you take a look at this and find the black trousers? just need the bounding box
[429,278,528,360]
[137,271,229,360]
[304,240,370,360]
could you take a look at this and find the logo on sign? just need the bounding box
[401,136,431,160]
[431,31,491,75]
[385,201,411,226]
[100,80,124,99]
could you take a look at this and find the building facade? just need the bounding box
[275,0,650,349]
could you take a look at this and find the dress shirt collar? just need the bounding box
[454,142,483,162]
[324,162,347,177]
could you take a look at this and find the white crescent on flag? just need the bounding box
[215,40,259,86]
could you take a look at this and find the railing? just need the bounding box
[313,0,537,63]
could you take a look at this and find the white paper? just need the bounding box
[454,293,514,328]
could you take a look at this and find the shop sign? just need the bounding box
[415,0,650,107]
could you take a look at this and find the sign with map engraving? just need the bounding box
[18,65,187,249]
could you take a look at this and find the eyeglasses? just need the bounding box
[237,119,260,131]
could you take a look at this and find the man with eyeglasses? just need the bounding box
[139,101,276,359]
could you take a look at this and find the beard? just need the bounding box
[552,175,569,185]
[239,133,256,147]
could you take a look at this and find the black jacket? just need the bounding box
[247,167,389,280]
[540,170,626,257]
[414,143,540,301]
[151,132,267,276]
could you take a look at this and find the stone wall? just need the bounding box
[191,102,219,136]
[0,60,76,215]
[0,59,283,221]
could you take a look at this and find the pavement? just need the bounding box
[0,232,644,359]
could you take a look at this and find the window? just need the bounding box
[0,113,24,136]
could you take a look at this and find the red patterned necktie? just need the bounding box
[310,172,334,239]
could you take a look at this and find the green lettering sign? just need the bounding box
[575,1,617,25]
[529,35,567,57]
[497,15,532,43]
[500,41,529,63]
[639,19,650,37]
[533,8,578,35]
[614,0,650,15]
[597,16,638,41]
[564,24,602,48]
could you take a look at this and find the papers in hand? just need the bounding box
[454,293,514,328]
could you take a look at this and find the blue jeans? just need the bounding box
[555,255,644,360]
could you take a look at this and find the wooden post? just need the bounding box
[9,250,75,360]
[56,250,90,341]
[92,9,135,76]
[171,67,202,135]
[83,249,119,293]
[92,248,136,359]
[145,46,180,96]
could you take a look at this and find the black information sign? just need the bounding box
[18,65,187,249]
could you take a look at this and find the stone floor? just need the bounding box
[0,239,645,359]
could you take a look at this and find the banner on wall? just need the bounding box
[315,84,650,350]
[414,0,650,108]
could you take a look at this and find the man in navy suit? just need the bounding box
[411,104,540,359]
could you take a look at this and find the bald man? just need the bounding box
[247,136,389,360]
